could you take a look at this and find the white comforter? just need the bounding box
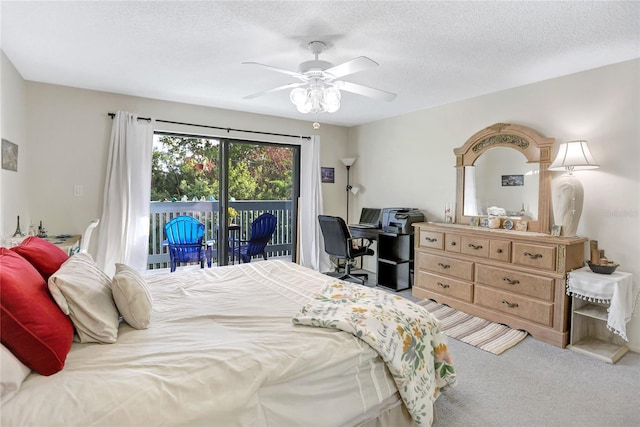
[2,261,405,427]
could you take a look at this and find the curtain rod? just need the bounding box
[107,113,311,140]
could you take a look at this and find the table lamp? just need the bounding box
[548,140,599,237]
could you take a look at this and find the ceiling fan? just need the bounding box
[242,41,397,114]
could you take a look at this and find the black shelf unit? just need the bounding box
[376,232,414,291]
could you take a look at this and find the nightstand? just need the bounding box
[566,267,637,363]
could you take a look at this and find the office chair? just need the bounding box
[318,215,374,285]
[163,216,209,272]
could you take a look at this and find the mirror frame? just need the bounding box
[454,123,555,233]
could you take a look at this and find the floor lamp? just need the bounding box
[548,140,599,237]
[341,157,357,222]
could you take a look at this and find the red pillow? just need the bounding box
[11,236,69,280]
[0,248,74,376]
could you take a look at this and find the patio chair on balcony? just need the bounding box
[230,213,277,263]
[164,215,210,272]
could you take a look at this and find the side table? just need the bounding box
[566,266,637,363]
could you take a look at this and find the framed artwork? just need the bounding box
[501,174,524,186]
[321,167,334,183]
[2,139,18,172]
[470,216,480,227]
[551,224,562,236]
[515,220,528,232]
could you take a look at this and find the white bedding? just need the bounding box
[2,260,414,427]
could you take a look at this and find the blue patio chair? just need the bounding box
[164,216,209,272]
[231,213,277,263]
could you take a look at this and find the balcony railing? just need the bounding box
[148,200,293,269]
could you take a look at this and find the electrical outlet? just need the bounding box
[73,184,83,196]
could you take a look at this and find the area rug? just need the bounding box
[418,299,528,355]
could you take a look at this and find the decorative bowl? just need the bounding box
[587,261,619,275]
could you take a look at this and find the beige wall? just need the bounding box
[349,59,640,350]
[1,51,29,238]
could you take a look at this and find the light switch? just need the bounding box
[74,184,83,196]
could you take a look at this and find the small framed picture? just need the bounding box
[515,220,528,232]
[501,174,524,186]
[2,139,18,172]
[321,167,334,183]
[470,216,480,227]
[551,224,562,236]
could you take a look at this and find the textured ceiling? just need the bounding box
[1,1,639,127]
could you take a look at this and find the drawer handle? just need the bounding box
[468,243,483,250]
[437,262,451,269]
[502,277,520,285]
[496,249,503,254]
[501,299,519,308]
[437,282,450,289]
[425,237,438,242]
[523,251,543,259]
[450,241,457,246]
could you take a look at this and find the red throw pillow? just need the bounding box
[11,236,69,280]
[0,248,74,376]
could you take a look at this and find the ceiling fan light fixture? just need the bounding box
[290,84,341,114]
[290,87,308,105]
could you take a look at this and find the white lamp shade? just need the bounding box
[549,140,599,171]
[341,157,357,167]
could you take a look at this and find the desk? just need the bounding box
[348,226,414,291]
[7,235,81,255]
[45,235,81,255]
[566,267,636,363]
[348,226,382,242]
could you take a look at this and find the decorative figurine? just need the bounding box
[12,215,24,237]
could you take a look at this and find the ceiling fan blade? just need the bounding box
[243,82,305,100]
[334,80,397,102]
[324,56,379,79]
[242,62,304,79]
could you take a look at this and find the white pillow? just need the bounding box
[1,344,31,404]
[48,253,120,343]
[112,263,153,329]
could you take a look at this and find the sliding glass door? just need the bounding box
[148,133,300,268]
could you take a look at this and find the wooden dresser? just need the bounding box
[413,222,587,348]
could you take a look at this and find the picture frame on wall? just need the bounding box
[321,167,334,183]
[501,174,524,186]
[2,139,18,172]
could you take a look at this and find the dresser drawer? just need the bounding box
[489,240,511,262]
[417,252,474,281]
[475,285,553,326]
[416,271,473,302]
[513,243,556,271]
[461,236,490,258]
[445,233,462,253]
[476,264,554,301]
[418,229,444,250]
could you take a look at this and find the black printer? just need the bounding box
[382,208,425,234]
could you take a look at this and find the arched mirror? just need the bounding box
[454,123,554,233]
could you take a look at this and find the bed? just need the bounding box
[1,240,455,427]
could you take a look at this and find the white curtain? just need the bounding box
[299,135,331,272]
[95,111,154,276]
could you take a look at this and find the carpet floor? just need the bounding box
[418,299,528,355]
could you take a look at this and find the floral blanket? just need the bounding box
[292,282,456,426]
